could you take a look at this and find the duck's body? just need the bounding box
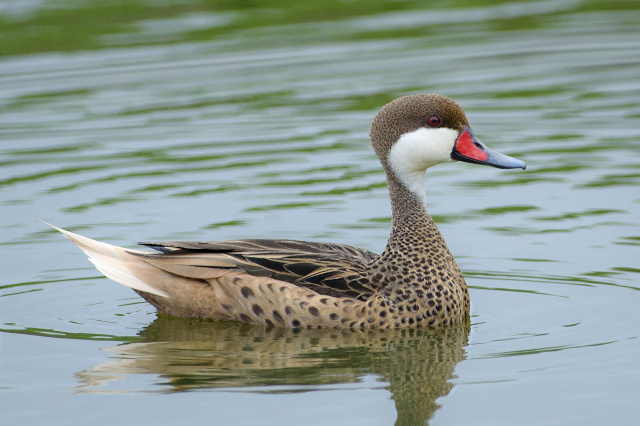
[51,94,525,329]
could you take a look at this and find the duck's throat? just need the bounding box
[371,171,460,289]
[386,171,430,231]
[366,172,469,324]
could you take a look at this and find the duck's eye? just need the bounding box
[427,116,441,127]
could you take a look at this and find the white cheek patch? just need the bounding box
[388,127,458,199]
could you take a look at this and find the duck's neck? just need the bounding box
[370,170,457,289]
[386,171,433,237]
[369,168,469,322]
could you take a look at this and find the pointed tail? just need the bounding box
[43,221,168,297]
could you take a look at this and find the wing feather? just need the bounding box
[134,239,379,299]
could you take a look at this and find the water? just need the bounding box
[1,0,639,424]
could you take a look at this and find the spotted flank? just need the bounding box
[48,94,525,328]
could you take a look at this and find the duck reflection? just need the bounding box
[77,317,469,425]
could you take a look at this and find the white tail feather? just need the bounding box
[43,221,168,297]
[88,256,168,297]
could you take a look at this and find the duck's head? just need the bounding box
[370,94,525,198]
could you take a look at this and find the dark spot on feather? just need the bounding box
[300,301,309,308]
[285,306,294,315]
[308,306,320,316]
[233,277,242,285]
[320,298,329,305]
[252,304,264,316]
[329,313,339,321]
[273,310,284,324]
[265,319,274,327]
[241,286,254,299]
[239,314,254,323]
[222,304,233,313]
[292,319,301,328]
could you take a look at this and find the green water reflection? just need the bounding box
[3,0,639,57]
[77,316,470,426]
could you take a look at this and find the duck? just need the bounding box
[48,94,525,329]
